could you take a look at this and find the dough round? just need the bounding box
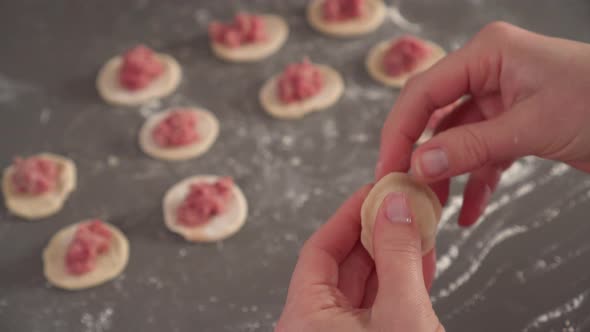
[2,153,77,220]
[211,14,289,63]
[163,175,248,242]
[366,38,446,88]
[360,172,441,259]
[138,108,219,161]
[96,53,182,106]
[43,220,129,291]
[307,0,386,38]
[259,64,344,119]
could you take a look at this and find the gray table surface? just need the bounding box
[1,1,590,331]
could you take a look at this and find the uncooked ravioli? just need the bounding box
[366,38,446,88]
[163,175,248,242]
[259,64,344,119]
[2,153,77,220]
[43,221,129,290]
[307,0,386,38]
[360,173,441,258]
[96,53,182,106]
[211,14,289,63]
[138,108,219,161]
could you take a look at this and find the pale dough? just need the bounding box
[366,38,446,88]
[259,64,344,119]
[211,14,289,63]
[96,53,182,106]
[163,175,248,242]
[360,172,441,259]
[2,153,76,220]
[43,220,129,291]
[307,0,386,38]
[138,108,219,161]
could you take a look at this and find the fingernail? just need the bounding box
[383,192,412,223]
[420,148,449,177]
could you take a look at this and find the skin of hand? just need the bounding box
[275,186,444,332]
[376,21,590,226]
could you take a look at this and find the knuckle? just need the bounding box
[480,21,515,39]
[461,126,492,168]
[378,235,421,259]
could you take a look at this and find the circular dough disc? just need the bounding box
[360,172,441,258]
[259,64,344,119]
[211,14,289,63]
[43,220,129,290]
[96,53,182,106]
[139,108,220,161]
[163,175,248,243]
[366,38,446,88]
[307,0,386,38]
[2,153,77,220]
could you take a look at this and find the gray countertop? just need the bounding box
[1,1,590,331]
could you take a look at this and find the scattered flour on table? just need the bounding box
[386,6,421,33]
[522,291,587,332]
[39,108,51,124]
[0,73,35,104]
[81,307,114,332]
[344,82,391,101]
[138,99,162,118]
[107,155,119,167]
[193,9,211,27]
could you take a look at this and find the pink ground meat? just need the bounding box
[209,13,267,48]
[323,0,364,21]
[152,110,200,148]
[177,177,234,227]
[65,220,113,275]
[118,45,164,91]
[11,156,60,195]
[383,36,430,77]
[277,59,324,104]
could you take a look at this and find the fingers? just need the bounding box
[370,192,441,330]
[376,22,520,181]
[288,186,371,294]
[457,166,502,227]
[411,103,536,183]
[337,242,374,308]
[372,193,429,306]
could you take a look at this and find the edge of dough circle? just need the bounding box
[43,221,130,291]
[96,52,182,107]
[307,0,387,38]
[360,172,442,258]
[211,14,290,63]
[366,37,447,88]
[139,107,220,161]
[163,175,248,243]
[259,63,344,120]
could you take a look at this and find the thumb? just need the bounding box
[372,192,438,326]
[411,105,536,183]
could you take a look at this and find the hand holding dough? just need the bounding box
[360,173,441,258]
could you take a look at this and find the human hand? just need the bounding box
[376,21,590,226]
[275,186,443,332]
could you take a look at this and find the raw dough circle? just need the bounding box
[259,64,344,119]
[43,220,129,291]
[138,108,220,161]
[2,153,77,220]
[360,172,441,258]
[96,53,182,106]
[366,38,446,88]
[163,175,248,242]
[211,14,289,63]
[307,0,386,38]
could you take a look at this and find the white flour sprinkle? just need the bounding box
[523,291,587,331]
[193,9,211,27]
[107,155,119,167]
[40,108,51,124]
[349,133,369,143]
[139,99,162,118]
[81,308,114,332]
